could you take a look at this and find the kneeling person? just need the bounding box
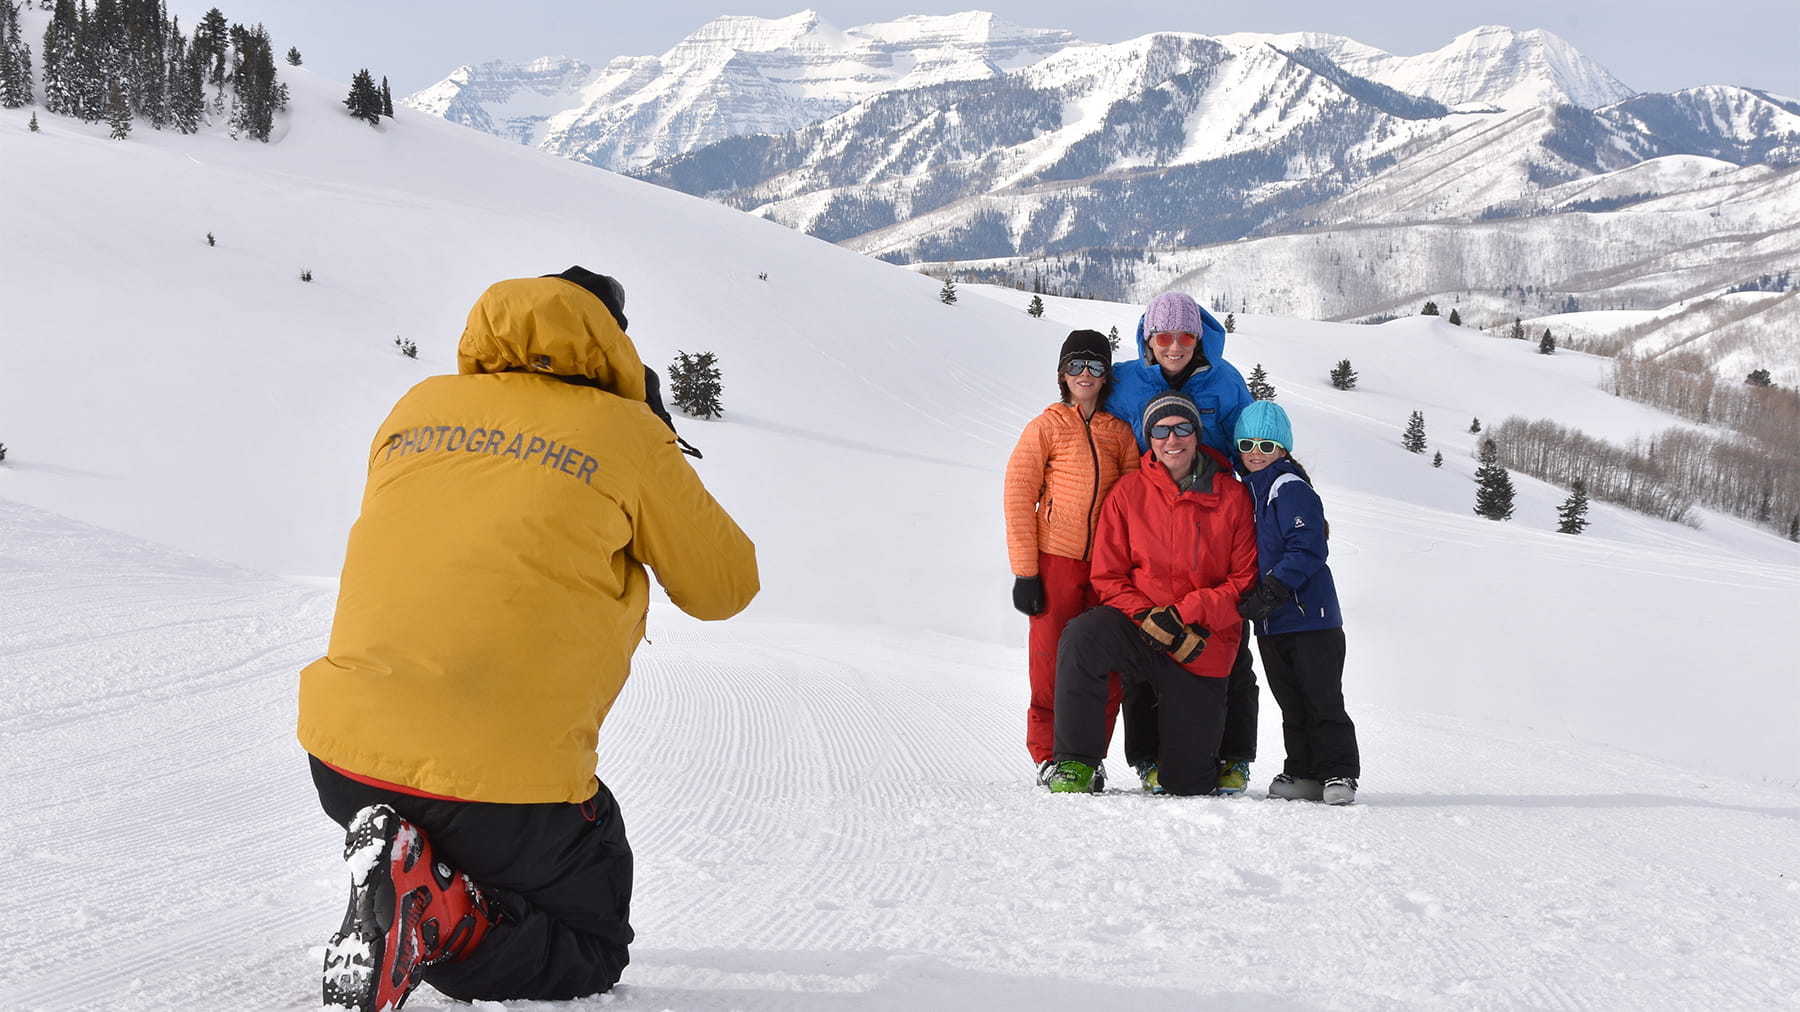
[298,268,759,1011]
[1047,392,1257,796]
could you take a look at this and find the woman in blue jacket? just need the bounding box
[1233,401,1360,805]
[1105,291,1258,794]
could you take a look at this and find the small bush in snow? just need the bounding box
[394,336,417,359]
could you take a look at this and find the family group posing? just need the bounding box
[1003,292,1361,803]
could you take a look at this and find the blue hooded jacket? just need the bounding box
[1242,458,1342,635]
[1104,307,1251,458]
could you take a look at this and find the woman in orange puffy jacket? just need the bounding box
[1003,328,1141,785]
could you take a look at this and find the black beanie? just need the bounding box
[1057,329,1111,370]
[544,266,628,331]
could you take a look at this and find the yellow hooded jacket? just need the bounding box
[297,277,759,804]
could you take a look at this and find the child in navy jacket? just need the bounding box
[1233,401,1361,805]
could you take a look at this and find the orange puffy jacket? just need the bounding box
[1003,403,1140,577]
[1090,446,1258,677]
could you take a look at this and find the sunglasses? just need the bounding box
[1151,331,1197,348]
[1237,438,1283,454]
[1148,421,1196,439]
[1064,359,1107,378]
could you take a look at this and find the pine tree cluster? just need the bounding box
[32,2,287,141]
[0,2,35,108]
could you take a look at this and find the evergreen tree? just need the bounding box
[1746,368,1773,387]
[1447,308,1462,326]
[166,18,203,133]
[285,45,299,65]
[1223,312,1236,333]
[194,7,226,88]
[1556,479,1591,534]
[393,335,416,358]
[1473,438,1516,521]
[669,350,724,420]
[1788,515,1799,543]
[1421,300,1439,316]
[1329,359,1357,390]
[1538,327,1556,355]
[1469,417,1481,434]
[0,442,7,463]
[1509,317,1526,340]
[938,278,957,305]
[28,109,39,130]
[380,74,392,116]
[1432,451,1443,468]
[1107,325,1119,351]
[344,67,379,125]
[106,78,130,138]
[1026,294,1044,318]
[1246,363,1276,401]
[39,0,77,116]
[1402,410,1427,453]
[228,23,285,141]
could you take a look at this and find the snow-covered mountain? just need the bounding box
[405,10,1077,170]
[4,52,1800,1012]
[406,13,1800,373]
[1222,24,1636,111]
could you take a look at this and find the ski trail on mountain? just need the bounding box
[4,502,1798,1010]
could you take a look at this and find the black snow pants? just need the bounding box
[1054,606,1229,796]
[1118,620,1258,772]
[1257,626,1360,779]
[310,755,634,1001]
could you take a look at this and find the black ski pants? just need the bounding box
[1257,627,1360,779]
[1054,606,1229,796]
[1118,621,1259,770]
[310,756,634,1001]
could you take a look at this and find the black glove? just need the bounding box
[1012,576,1045,616]
[1236,576,1293,621]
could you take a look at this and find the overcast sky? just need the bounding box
[177,2,1798,98]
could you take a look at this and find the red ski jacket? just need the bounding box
[1089,445,1258,677]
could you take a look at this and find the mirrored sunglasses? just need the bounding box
[1148,421,1196,439]
[1152,331,1197,348]
[1064,359,1107,377]
[1237,438,1283,454]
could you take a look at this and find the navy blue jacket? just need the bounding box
[1104,308,1250,458]
[1243,459,1342,635]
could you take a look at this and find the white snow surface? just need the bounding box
[3,69,1800,1011]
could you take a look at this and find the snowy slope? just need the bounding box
[3,64,1800,1012]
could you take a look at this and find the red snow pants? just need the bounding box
[1027,551,1122,763]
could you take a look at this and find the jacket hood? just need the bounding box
[457,277,646,401]
[1133,304,1229,370]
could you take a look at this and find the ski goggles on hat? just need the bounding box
[1151,331,1197,348]
[1148,421,1196,439]
[1237,438,1283,454]
[1064,359,1107,377]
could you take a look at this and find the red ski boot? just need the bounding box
[323,805,500,1012]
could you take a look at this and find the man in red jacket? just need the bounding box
[1046,391,1258,796]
